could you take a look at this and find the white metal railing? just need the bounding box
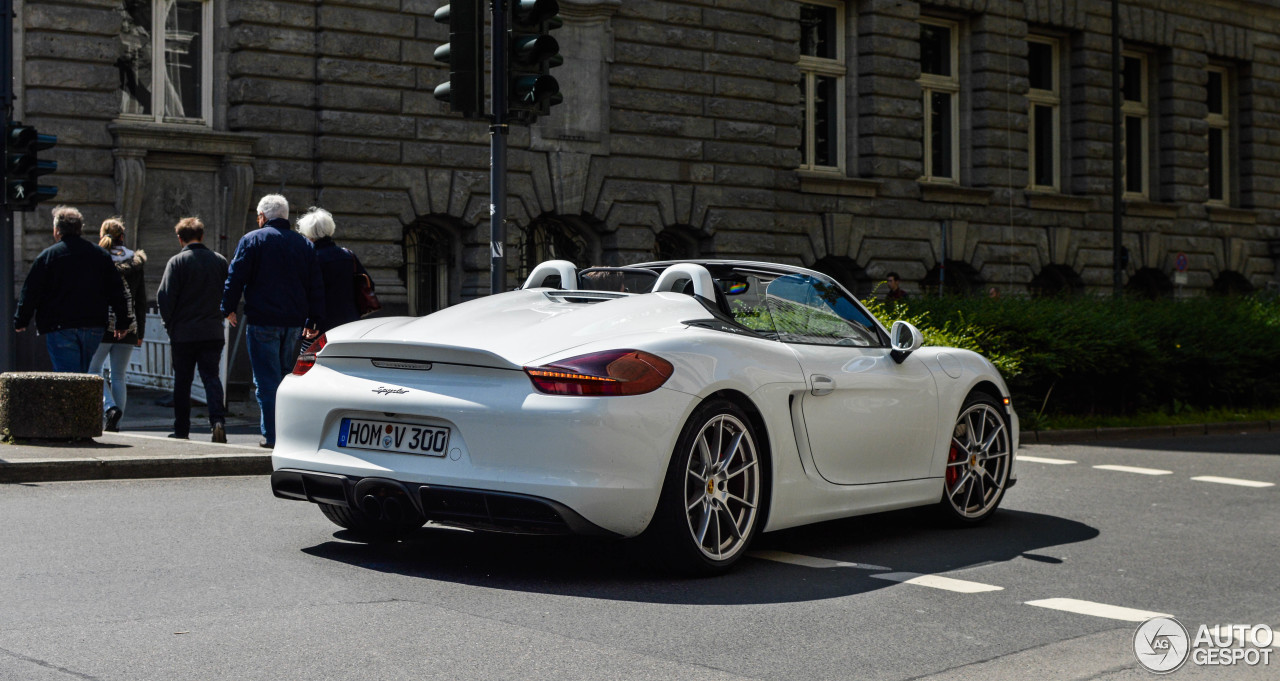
[125,313,229,406]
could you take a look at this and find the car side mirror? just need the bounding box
[889,321,923,363]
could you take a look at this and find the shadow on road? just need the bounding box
[1073,432,1280,456]
[301,507,1098,605]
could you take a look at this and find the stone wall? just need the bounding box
[11,0,1280,321]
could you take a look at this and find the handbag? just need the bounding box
[345,248,381,317]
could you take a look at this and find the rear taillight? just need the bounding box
[291,334,327,376]
[524,350,674,396]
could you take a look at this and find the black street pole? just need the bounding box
[1111,0,1123,297]
[1,0,15,371]
[490,0,508,295]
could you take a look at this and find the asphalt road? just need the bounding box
[1,433,1277,681]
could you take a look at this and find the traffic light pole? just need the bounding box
[1,0,15,371]
[489,0,508,295]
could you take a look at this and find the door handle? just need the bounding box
[810,374,834,396]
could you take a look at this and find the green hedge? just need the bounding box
[863,293,1280,421]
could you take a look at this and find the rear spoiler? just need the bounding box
[319,340,520,370]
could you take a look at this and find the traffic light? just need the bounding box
[506,0,563,124]
[433,0,485,118]
[4,122,57,211]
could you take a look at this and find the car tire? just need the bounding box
[937,391,1012,526]
[643,398,766,576]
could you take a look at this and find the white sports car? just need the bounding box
[272,259,1018,574]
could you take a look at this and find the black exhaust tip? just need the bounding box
[360,494,382,518]
[382,496,404,523]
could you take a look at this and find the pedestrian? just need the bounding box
[885,271,908,301]
[221,194,324,448]
[87,218,147,432]
[296,207,374,335]
[14,206,132,373]
[157,217,229,443]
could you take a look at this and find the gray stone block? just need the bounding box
[23,5,120,35]
[319,5,415,38]
[0,372,103,441]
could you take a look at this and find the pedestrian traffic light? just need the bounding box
[4,122,57,211]
[506,0,563,124]
[433,0,485,119]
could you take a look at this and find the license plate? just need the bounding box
[338,418,450,457]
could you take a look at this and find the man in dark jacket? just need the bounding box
[158,217,229,443]
[14,206,132,372]
[220,194,324,448]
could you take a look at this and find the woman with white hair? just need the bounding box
[296,207,375,334]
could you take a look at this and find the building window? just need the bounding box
[1205,66,1230,204]
[1122,52,1149,198]
[654,226,701,261]
[517,216,590,284]
[119,0,213,125]
[1027,37,1060,191]
[405,224,453,316]
[919,19,960,182]
[798,1,845,172]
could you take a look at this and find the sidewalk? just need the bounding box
[0,388,272,483]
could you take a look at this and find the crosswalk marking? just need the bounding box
[1016,455,1076,465]
[749,550,890,571]
[1025,598,1169,622]
[1093,464,1172,476]
[870,572,1003,593]
[1190,476,1274,488]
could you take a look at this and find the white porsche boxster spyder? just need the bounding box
[272,259,1018,574]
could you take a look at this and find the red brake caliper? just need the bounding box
[946,441,963,487]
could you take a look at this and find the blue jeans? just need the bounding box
[88,342,134,412]
[46,328,104,373]
[246,325,301,444]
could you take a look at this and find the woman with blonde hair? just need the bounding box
[87,217,147,431]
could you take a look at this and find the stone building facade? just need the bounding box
[11,0,1280,335]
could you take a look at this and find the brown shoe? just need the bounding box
[211,422,227,444]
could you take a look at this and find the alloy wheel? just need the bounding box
[944,402,1010,519]
[682,413,761,562]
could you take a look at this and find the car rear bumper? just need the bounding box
[271,469,620,536]
[272,361,698,537]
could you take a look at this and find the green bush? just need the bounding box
[865,293,1280,420]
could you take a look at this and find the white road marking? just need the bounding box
[749,550,890,571]
[1025,598,1170,622]
[1190,476,1275,488]
[870,572,1003,593]
[1093,464,1173,476]
[1016,455,1076,465]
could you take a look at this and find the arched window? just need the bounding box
[517,215,591,283]
[811,255,872,297]
[1211,270,1254,296]
[922,260,984,296]
[404,220,455,316]
[1125,268,1173,299]
[1029,264,1085,297]
[654,226,702,261]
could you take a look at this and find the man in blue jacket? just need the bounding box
[14,206,132,372]
[221,194,324,448]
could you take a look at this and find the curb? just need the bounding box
[0,454,272,484]
[1026,419,1278,444]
